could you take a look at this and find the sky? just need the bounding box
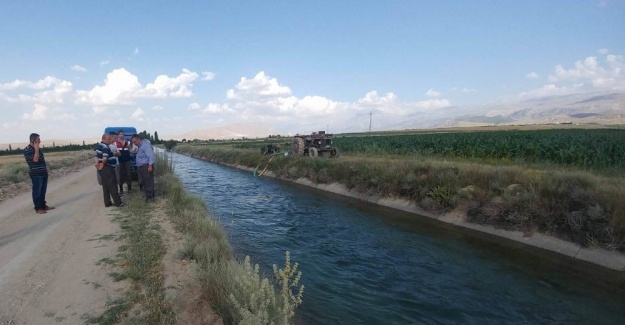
[1,0,624,143]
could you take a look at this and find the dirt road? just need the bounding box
[0,166,125,324]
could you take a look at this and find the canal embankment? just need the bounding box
[173,145,625,272]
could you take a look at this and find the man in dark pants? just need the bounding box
[23,133,55,214]
[95,134,124,207]
[115,129,133,193]
[131,134,155,202]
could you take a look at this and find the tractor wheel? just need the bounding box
[291,137,304,155]
[309,147,318,158]
[330,148,340,158]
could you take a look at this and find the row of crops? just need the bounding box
[332,129,625,170]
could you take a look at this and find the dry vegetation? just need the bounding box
[0,150,93,202]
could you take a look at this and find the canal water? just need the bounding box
[171,153,625,325]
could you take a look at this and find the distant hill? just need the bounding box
[387,91,625,130]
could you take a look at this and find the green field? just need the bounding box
[334,129,625,170]
[224,128,625,173]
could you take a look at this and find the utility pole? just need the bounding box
[369,111,372,132]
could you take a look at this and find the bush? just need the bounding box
[1,163,29,184]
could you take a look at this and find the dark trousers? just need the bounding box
[137,165,155,199]
[30,174,48,210]
[99,166,121,206]
[118,161,131,188]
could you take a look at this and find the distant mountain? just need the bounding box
[404,91,625,129]
[173,123,275,141]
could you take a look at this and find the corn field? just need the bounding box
[333,129,625,171]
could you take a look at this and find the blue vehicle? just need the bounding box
[103,127,139,181]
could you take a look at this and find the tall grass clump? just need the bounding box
[156,150,305,324]
[228,252,304,325]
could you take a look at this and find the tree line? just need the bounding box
[1,130,170,156]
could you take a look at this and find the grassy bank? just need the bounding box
[157,154,304,324]
[174,144,625,253]
[83,193,175,324]
[87,152,304,324]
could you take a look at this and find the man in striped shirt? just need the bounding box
[95,134,124,207]
[23,133,54,214]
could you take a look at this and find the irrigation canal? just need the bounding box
[171,153,625,325]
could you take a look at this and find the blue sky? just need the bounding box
[1,0,624,143]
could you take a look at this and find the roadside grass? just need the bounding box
[156,152,304,325]
[0,150,92,186]
[84,192,175,324]
[174,144,625,252]
[87,151,305,325]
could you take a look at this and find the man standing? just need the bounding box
[108,131,120,192]
[131,134,155,202]
[95,134,124,207]
[115,129,133,194]
[23,133,54,214]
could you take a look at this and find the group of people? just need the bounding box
[94,130,156,207]
[23,130,156,214]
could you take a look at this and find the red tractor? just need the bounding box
[290,131,339,158]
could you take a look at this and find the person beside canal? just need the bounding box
[95,134,124,207]
[131,134,155,202]
[115,129,133,194]
[23,133,54,214]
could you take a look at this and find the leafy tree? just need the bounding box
[154,131,160,144]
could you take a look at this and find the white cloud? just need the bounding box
[226,71,291,100]
[76,68,200,106]
[152,105,164,110]
[203,103,233,114]
[525,72,540,79]
[0,76,66,90]
[133,47,139,55]
[425,88,441,97]
[598,48,609,54]
[524,52,625,98]
[131,107,144,120]
[188,102,201,110]
[71,65,87,72]
[414,99,451,110]
[141,68,198,98]
[22,104,48,120]
[201,71,215,81]
[357,91,397,107]
[0,76,74,107]
[76,68,141,105]
[100,60,110,66]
